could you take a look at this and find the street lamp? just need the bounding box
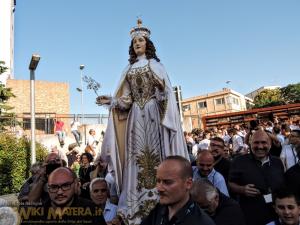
[29,54,40,165]
[79,65,84,124]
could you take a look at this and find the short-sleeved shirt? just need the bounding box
[192,167,229,196]
[280,144,299,170]
[71,121,80,131]
[55,121,64,132]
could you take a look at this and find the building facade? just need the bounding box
[7,79,70,114]
[181,88,252,131]
[6,79,70,134]
[0,0,15,84]
[245,85,281,100]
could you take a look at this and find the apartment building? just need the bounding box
[181,88,252,131]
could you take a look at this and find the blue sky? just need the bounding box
[14,0,300,114]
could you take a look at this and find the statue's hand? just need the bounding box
[96,95,112,106]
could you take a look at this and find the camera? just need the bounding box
[46,163,61,176]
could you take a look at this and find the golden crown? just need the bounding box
[130,19,151,39]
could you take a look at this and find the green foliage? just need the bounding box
[253,83,300,108]
[0,61,8,74]
[0,133,48,195]
[0,61,16,131]
[281,83,300,104]
[253,88,284,108]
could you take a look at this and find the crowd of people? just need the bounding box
[183,117,300,225]
[15,117,300,225]
[12,19,300,225]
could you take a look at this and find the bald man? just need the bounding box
[228,130,285,225]
[192,150,229,196]
[141,155,214,225]
[20,167,107,225]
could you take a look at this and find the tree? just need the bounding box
[0,133,48,195]
[0,61,15,131]
[281,83,300,104]
[253,88,284,108]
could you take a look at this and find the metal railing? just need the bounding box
[0,113,109,135]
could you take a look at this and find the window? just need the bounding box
[23,118,54,134]
[233,97,239,105]
[182,104,191,111]
[226,96,240,105]
[215,98,225,105]
[198,101,207,108]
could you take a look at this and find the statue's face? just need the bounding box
[133,36,146,56]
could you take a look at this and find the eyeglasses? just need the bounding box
[93,188,107,193]
[48,181,74,193]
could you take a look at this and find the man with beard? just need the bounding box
[209,137,231,184]
[228,130,285,225]
[20,167,106,225]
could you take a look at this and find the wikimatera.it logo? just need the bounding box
[19,206,103,220]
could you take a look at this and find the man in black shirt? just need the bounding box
[228,130,285,225]
[141,155,214,225]
[20,167,106,225]
[209,137,231,184]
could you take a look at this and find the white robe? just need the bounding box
[100,56,189,225]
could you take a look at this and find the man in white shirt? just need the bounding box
[90,178,117,223]
[280,130,300,170]
[273,126,285,146]
[228,128,244,157]
[70,118,81,146]
[198,132,211,151]
[265,121,274,133]
[281,124,291,147]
